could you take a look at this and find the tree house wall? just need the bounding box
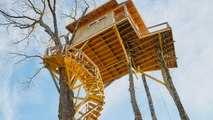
[70,1,148,45]
[72,11,114,44]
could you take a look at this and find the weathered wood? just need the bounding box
[158,50,189,120]
[44,48,105,119]
[127,63,143,120]
[141,74,157,120]
[59,67,75,120]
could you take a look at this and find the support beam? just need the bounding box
[127,62,143,120]
[114,25,130,63]
[141,74,157,120]
[140,71,165,86]
[158,49,189,120]
[75,86,82,105]
[80,40,89,50]
[74,83,95,117]
[77,104,101,120]
[136,66,165,85]
[72,83,83,90]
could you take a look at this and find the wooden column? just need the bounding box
[127,63,143,120]
[141,74,157,120]
[158,50,189,120]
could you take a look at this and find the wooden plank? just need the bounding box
[114,25,129,63]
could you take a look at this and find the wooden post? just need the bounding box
[158,50,189,120]
[141,74,157,120]
[59,67,75,120]
[127,63,143,120]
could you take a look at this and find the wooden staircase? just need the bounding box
[43,47,105,120]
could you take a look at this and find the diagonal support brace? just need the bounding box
[137,67,165,86]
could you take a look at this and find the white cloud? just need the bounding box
[0,19,46,120]
[0,26,18,120]
[0,62,17,120]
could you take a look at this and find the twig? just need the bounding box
[68,3,89,45]
[20,66,45,91]
[9,52,42,64]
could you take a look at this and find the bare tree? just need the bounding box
[0,0,93,120]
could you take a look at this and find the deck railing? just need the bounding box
[113,4,171,37]
[139,22,171,37]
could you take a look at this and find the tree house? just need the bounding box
[66,0,177,85]
[43,0,178,119]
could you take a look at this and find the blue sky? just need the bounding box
[1,0,213,120]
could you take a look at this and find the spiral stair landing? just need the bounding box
[43,47,105,120]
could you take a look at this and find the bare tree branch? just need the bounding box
[0,9,38,21]
[64,33,70,44]
[26,0,42,15]
[68,1,89,45]
[0,0,63,49]
[61,0,79,21]
[83,0,89,8]
[47,0,61,50]
[9,52,42,64]
[13,27,35,45]
[20,66,45,91]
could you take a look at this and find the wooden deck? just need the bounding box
[73,19,177,85]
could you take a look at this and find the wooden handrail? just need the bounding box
[139,22,170,36]
[44,46,101,80]
[147,22,169,30]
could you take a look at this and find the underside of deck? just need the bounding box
[73,19,177,85]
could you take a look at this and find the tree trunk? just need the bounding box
[127,63,143,120]
[58,67,75,120]
[158,50,189,120]
[141,74,157,120]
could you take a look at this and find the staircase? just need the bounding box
[43,46,105,120]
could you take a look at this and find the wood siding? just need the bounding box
[73,12,115,44]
